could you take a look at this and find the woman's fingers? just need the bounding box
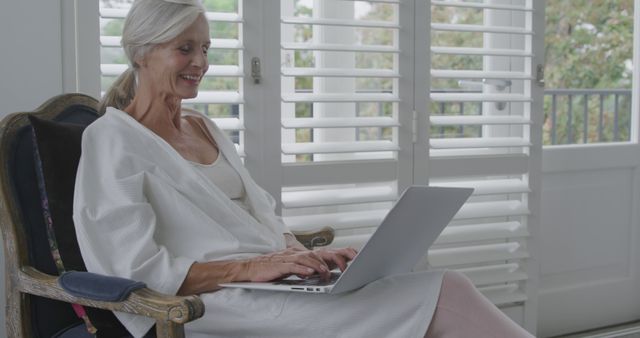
[305,250,331,272]
[275,250,329,271]
[278,262,315,277]
[245,249,335,282]
[277,250,331,279]
[327,251,348,271]
[316,247,358,271]
[245,260,316,282]
[243,247,359,283]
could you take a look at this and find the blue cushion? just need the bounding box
[59,271,146,302]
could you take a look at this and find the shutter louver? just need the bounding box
[427,0,540,313]
[98,1,245,155]
[279,0,404,247]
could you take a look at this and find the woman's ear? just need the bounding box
[135,59,146,68]
[134,54,147,68]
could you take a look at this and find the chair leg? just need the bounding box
[155,320,186,338]
[6,281,29,338]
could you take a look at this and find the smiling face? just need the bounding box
[137,14,210,100]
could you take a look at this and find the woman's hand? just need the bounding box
[177,246,358,295]
[313,247,358,272]
[176,249,325,295]
[241,248,331,282]
[281,233,358,272]
[242,247,358,282]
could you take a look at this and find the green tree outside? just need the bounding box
[544,0,634,145]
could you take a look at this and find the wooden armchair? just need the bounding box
[0,94,334,338]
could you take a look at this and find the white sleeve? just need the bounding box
[73,129,194,296]
[255,184,292,236]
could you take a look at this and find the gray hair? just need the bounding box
[99,0,206,113]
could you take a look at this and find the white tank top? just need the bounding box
[190,153,249,211]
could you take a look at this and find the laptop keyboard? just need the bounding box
[275,272,342,286]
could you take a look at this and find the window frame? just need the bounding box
[62,0,100,96]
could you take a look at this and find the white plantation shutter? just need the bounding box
[425,0,542,327]
[278,0,413,245]
[277,1,542,327]
[98,1,246,155]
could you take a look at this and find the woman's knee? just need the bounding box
[434,271,535,338]
[437,270,479,308]
[442,270,475,293]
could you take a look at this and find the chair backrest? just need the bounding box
[0,94,129,337]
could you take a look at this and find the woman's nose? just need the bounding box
[192,50,208,68]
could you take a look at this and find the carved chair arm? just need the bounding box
[291,226,335,249]
[17,266,204,325]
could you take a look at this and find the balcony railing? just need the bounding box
[544,89,632,145]
[429,88,633,146]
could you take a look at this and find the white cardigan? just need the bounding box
[73,107,289,336]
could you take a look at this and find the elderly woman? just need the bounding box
[73,0,534,337]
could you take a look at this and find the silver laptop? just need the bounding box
[219,185,473,294]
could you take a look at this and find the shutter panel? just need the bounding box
[279,0,410,244]
[98,1,245,155]
[426,0,541,316]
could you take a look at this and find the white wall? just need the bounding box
[0,0,63,116]
[0,1,65,336]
